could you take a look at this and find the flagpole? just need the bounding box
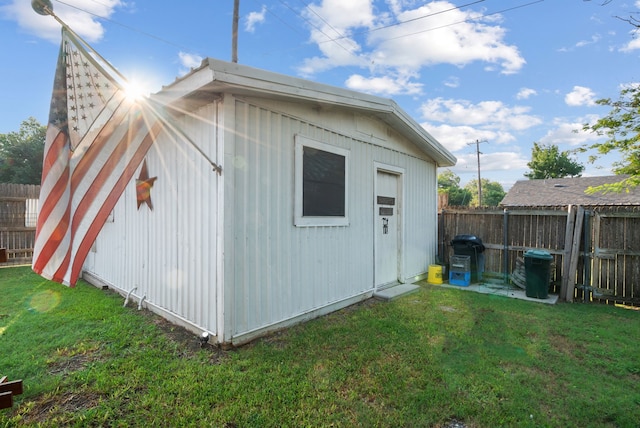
[32,0,130,84]
[146,98,223,175]
[32,0,222,175]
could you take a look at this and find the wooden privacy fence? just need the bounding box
[439,206,640,306]
[0,183,39,265]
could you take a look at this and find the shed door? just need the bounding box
[375,170,400,287]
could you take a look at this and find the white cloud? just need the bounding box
[345,72,422,96]
[296,0,375,76]
[245,5,267,33]
[419,97,543,158]
[178,52,203,76]
[420,98,542,131]
[480,152,530,171]
[310,0,376,31]
[620,29,640,51]
[516,88,537,100]
[565,86,597,107]
[367,2,524,74]
[297,0,525,79]
[539,115,603,146]
[446,151,529,182]
[576,34,601,48]
[620,6,640,51]
[422,123,515,152]
[457,151,529,171]
[443,76,459,88]
[558,33,601,52]
[619,81,640,91]
[1,0,123,43]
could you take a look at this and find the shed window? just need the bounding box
[294,135,349,227]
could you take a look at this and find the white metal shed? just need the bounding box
[82,58,456,346]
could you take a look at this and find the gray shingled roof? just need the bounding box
[500,175,640,207]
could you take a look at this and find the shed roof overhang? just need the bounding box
[154,58,456,167]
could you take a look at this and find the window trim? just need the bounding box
[294,134,350,227]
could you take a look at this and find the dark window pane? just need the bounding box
[303,147,345,216]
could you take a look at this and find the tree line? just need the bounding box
[438,142,585,207]
[0,118,45,185]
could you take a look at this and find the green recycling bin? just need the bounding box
[524,250,553,299]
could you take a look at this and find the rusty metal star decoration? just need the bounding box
[136,159,157,210]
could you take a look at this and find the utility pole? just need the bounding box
[232,0,239,63]
[468,139,487,206]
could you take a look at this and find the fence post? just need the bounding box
[503,209,509,283]
[561,205,576,300]
[582,210,592,302]
[565,206,585,302]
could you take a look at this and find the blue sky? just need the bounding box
[2,0,639,189]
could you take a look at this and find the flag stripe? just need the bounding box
[34,132,69,241]
[70,119,162,281]
[70,96,129,188]
[63,113,148,276]
[40,129,67,185]
[32,185,70,276]
[33,27,159,286]
[70,112,144,226]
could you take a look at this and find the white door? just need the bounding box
[375,170,400,287]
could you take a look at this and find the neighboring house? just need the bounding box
[82,59,456,346]
[500,175,640,208]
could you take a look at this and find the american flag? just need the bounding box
[32,27,162,286]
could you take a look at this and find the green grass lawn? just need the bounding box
[1,266,639,427]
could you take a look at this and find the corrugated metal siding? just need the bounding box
[84,102,219,333]
[402,155,438,278]
[84,94,438,342]
[228,98,437,338]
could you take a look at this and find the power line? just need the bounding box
[51,0,544,71]
[316,0,487,45]
[253,0,493,64]
[52,0,199,54]
[250,0,308,40]
[274,0,359,56]
[374,1,545,44]
[296,0,355,47]
[256,0,543,62]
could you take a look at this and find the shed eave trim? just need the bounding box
[158,58,456,165]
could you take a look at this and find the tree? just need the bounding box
[0,118,46,184]
[524,142,584,180]
[581,84,640,192]
[579,1,640,193]
[464,178,506,207]
[438,170,472,206]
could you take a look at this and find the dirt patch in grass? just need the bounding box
[47,342,103,375]
[549,332,585,360]
[137,308,229,363]
[18,391,103,425]
[48,352,95,375]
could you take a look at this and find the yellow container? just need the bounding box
[428,264,443,284]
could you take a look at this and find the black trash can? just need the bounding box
[524,250,553,299]
[450,235,485,283]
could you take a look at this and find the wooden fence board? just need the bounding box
[565,206,585,302]
[439,206,640,306]
[0,184,39,264]
[561,206,576,299]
